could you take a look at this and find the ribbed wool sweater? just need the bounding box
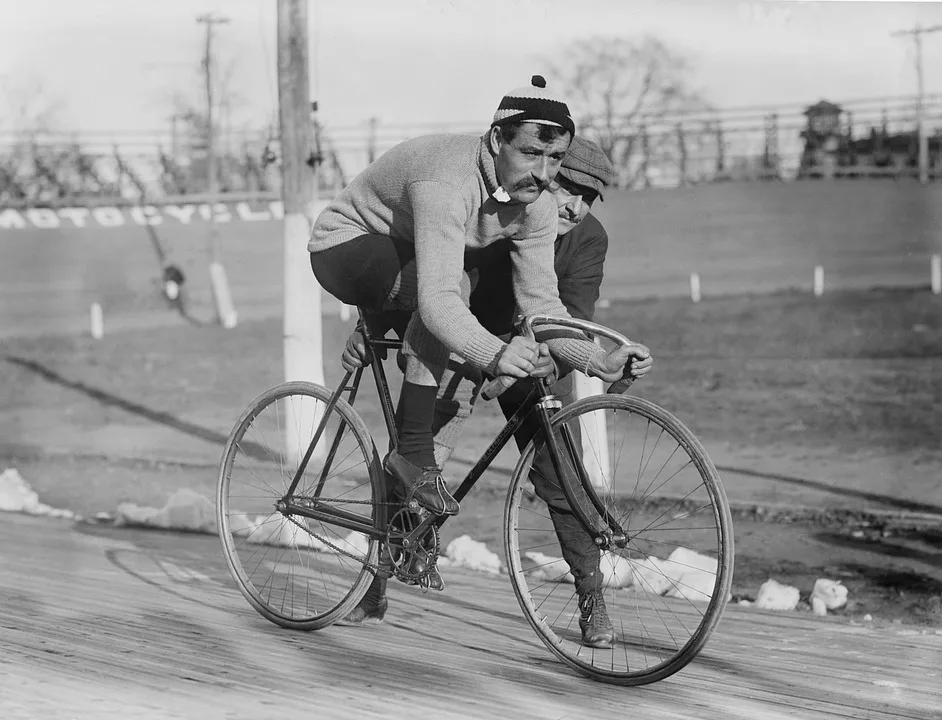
[309,133,602,374]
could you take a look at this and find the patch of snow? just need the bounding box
[0,468,74,519]
[229,512,326,550]
[600,551,633,589]
[662,547,719,603]
[811,578,848,610]
[115,488,215,533]
[755,578,800,611]
[627,557,674,596]
[524,551,574,584]
[445,535,501,575]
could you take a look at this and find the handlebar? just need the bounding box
[480,315,638,401]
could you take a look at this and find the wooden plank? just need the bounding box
[0,514,939,720]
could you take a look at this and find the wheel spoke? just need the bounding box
[505,393,733,685]
[217,383,379,629]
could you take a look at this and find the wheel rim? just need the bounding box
[506,394,733,684]
[218,383,380,629]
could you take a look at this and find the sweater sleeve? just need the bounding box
[409,180,507,373]
[510,202,605,374]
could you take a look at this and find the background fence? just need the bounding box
[2,94,941,208]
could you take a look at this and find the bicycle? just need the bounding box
[216,311,734,685]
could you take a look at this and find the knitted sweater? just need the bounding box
[469,212,608,336]
[310,133,602,374]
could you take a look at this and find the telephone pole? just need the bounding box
[278,0,324,395]
[892,23,942,184]
[197,12,230,243]
[197,12,237,328]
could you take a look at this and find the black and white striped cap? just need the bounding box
[491,75,575,138]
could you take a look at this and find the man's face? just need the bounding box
[490,123,571,204]
[550,174,598,236]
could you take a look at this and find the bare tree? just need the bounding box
[546,35,712,188]
[0,75,64,136]
[0,76,68,201]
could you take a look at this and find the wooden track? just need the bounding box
[1,514,939,720]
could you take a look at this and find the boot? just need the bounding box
[578,588,615,648]
[336,574,387,626]
[384,450,459,516]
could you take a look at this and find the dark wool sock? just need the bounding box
[395,381,439,468]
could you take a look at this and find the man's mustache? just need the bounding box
[513,179,547,192]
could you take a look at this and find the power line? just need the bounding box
[196,12,230,260]
[196,11,237,328]
[891,23,942,184]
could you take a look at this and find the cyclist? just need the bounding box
[338,137,653,649]
[310,76,642,524]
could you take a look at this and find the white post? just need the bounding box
[931,254,941,295]
[284,205,326,465]
[209,261,238,328]
[573,340,612,494]
[813,265,825,297]
[689,272,701,303]
[89,303,104,339]
[279,1,323,467]
[340,304,351,322]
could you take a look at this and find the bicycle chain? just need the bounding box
[284,496,413,576]
[283,512,388,574]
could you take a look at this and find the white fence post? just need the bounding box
[931,254,941,295]
[573,338,611,494]
[209,261,239,328]
[689,272,701,303]
[89,303,104,339]
[813,265,825,297]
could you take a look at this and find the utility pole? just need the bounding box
[892,23,942,184]
[278,0,325,410]
[197,11,237,328]
[197,12,229,208]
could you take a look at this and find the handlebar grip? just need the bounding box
[607,376,634,395]
[481,375,516,401]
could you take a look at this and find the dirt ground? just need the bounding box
[2,287,940,627]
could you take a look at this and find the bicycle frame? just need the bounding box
[279,311,628,551]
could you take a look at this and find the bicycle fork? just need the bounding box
[532,390,628,551]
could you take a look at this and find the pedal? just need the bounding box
[426,565,445,592]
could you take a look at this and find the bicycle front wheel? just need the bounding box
[217,381,384,630]
[505,393,734,685]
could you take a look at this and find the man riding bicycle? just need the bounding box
[335,136,653,648]
[310,76,644,516]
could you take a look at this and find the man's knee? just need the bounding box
[401,314,450,371]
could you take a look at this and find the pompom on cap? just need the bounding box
[531,75,546,88]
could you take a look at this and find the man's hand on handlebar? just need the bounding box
[587,342,653,383]
[496,336,556,381]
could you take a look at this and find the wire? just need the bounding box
[257,0,279,131]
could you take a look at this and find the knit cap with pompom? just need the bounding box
[491,75,575,138]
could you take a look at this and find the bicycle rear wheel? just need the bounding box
[217,381,384,630]
[505,393,734,685]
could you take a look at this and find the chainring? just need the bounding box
[384,507,440,583]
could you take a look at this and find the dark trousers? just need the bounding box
[494,374,602,594]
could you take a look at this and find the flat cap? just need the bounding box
[558,136,614,201]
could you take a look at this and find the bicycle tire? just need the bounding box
[504,393,734,685]
[217,381,384,630]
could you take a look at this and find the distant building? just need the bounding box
[798,99,941,179]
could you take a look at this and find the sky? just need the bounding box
[2,0,942,136]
